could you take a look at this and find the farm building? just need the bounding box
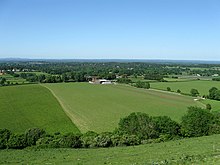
[89,77,112,84]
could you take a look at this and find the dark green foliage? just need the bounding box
[190,89,199,97]
[118,112,158,139]
[212,77,220,81]
[144,73,164,81]
[117,78,132,84]
[177,89,181,93]
[80,131,98,148]
[134,81,150,89]
[25,128,46,146]
[152,116,181,137]
[94,132,112,147]
[167,87,171,91]
[206,104,212,111]
[0,129,11,149]
[59,133,82,148]
[7,134,26,149]
[181,107,214,137]
[208,87,220,101]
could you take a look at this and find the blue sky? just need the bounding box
[0,0,220,60]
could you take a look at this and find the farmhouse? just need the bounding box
[89,77,112,84]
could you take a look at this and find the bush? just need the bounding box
[134,81,150,89]
[59,133,82,148]
[152,116,181,137]
[181,107,214,137]
[111,134,140,146]
[80,131,98,148]
[118,112,158,139]
[7,134,26,149]
[94,132,112,147]
[190,89,199,97]
[25,128,46,146]
[167,87,171,91]
[0,129,11,149]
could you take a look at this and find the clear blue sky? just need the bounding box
[0,0,220,60]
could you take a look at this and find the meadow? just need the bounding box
[0,84,79,133]
[1,133,220,164]
[151,80,220,96]
[0,74,28,84]
[43,83,202,133]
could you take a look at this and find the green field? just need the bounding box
[1,134,220,164]
[43,83,202,133]
[0,74,28,84]
[151,80,220,96]
[0,85,79,133]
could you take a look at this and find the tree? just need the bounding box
[25,128,46,146]
[0,77,6,85]
[190,89,199,97]
[206,104,212,111]
[167,87,171,91]
[177,89,181,93]
[135,81,150,89]
[209,87,218,99]
[0,129,11,149]
[118,112,158,139]
[181,106,214,137]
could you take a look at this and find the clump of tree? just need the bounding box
[1,107,220,150]
[133,81,150,89]
[117,78,132,84]
[167,87,171,91]
[180,106,220,137]
[208,87,220,101]
[190,88,199,97]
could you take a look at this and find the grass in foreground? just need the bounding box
[1,134,220,164]
[0,84,79,134]
[43,83,201,133]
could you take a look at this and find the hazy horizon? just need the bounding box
[1,0,220,60]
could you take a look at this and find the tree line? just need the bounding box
[1,106,220,150]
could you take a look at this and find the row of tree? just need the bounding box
[1,106,219,150]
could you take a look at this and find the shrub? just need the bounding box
[25,128,46,146]
[59,133,82,148]
[118,112,158,139]
[80,131,98,148]
[94,132,112,147]
[0,129,11,149]
[190,89,199,97]
[152,116,181,137]
[7,134,26,149]
[181,107,214,137]
[167,87,171,91]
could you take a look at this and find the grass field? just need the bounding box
[0,84,79,133]
[151,80,220,96]
[43,83,202,133]
[0,74,28,84]
[1,134,220,164]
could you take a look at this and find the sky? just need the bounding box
[0,0,220,60]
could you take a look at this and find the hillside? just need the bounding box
[43,83,202,133]
[0,85,79,133]
[1,134,220,164]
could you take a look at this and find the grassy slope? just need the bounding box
[43,83,201,133]
[150,80,220,96]
[151,80,220,112]
[1,134,220,164]
[0,84,79,133]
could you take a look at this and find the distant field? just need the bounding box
[44,83,201,133]
[0,74,27,84]
[1,134,220,164]
[151,80,220,96]
[0,85,79,133]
